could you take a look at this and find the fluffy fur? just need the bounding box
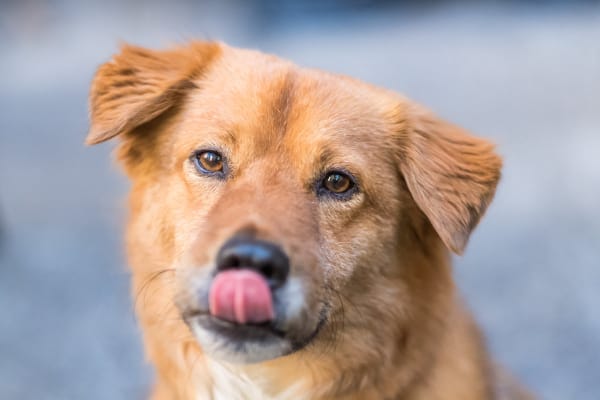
[87,41,533,400]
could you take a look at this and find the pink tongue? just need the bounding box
[209,270,274,324]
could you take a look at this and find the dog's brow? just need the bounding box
[223,129,237,145]
[272,69,296,138]
[319,148,335,166]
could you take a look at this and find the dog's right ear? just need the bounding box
[86,42,221,145]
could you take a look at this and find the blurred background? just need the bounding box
[1,0,599,399]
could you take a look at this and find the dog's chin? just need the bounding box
[187,314,301,364]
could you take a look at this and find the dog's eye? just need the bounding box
[193,150,224,174]
[321,171,356,196]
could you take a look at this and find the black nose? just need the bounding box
[216,237,290,287]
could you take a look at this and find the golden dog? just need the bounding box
[87,41,533,400]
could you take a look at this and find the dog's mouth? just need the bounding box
[184,311,286,341]
[179,271,329,363]
[183,307,327,363]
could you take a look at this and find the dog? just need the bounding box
[87,41,534,400]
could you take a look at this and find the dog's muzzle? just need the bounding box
[209,237,290,325]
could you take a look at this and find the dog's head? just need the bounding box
[87,42,501,365]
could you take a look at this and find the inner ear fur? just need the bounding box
[399,105,502,255]
[86,41,221,145]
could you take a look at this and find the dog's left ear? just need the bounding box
[398,105,502,254]
[86,42,221,145]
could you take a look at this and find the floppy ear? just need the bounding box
[86,42,221,145]
[399,106,502,254]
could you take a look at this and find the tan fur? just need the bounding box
[87,41,534,400]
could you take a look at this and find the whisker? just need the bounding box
[132,268,176,321]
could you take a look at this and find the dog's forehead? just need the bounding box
[180,47,398,157]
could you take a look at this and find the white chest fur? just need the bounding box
[199,359,311,400]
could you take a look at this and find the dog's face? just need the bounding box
[87,42,501,365]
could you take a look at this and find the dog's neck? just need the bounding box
[197,354,377,400]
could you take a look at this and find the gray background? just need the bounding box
[1,1,599,399]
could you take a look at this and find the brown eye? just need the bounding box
[322,171,354,194]
[193,150,224,174]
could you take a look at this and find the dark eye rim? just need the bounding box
[316,169,359,200]
[190,149,228,179]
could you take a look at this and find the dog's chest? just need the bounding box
[201,360,310,400]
